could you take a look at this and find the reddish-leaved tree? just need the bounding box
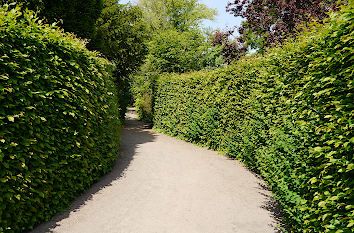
[212,29,247,63]
[226,0,341,51]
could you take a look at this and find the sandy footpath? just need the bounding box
[30,109,283,233]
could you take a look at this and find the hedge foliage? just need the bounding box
[130,74,157,123]
[153,5,353,232]
[0,5,121,232]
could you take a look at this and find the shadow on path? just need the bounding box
[257,182,289,233]
[224,158,287,232]
[30,108,156,233]
[30,108,286,233]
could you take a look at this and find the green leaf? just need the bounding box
[7,116,14,122]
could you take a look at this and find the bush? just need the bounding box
[153,5,353,232]
[0,5,121,232]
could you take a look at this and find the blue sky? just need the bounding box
[119,0,243,30]
[199,0,242,30]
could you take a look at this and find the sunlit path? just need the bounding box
[31,109,283,233]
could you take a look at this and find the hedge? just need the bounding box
[153,5,353,232]
[0,5,121,232]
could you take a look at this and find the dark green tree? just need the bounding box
[92,0,149,117]
[92,0,148,77]
[43,0,102,41]
[0,0,102,41]
[0,0,43,10]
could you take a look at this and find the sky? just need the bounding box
[119,0,243,31]
[199,0,243,30]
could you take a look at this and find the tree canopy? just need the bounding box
[93,0,149,77]
[44,0,102,40]
[135,0,222,74]
[211,29,247,64]
[138,0,217,32]
[143,29,223,73]
[1,0,102,41]
[226,0,341,51]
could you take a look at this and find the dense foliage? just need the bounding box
[212,29,247,63]
[93,0,148,77]
[136,0,220,75]
[226,0,341,51]
[0,5,121,232]
[131,0,222,121]
[132,27,223,122]
[143,29,223,74]
[130,74,157,123]
[0,0,43,11]
[92,0,149,118]
[138,0,216,32]
[152,5,353,232]
[1,0,102,42]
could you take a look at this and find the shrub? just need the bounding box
[153,5,353,232]
[0,5,121,232]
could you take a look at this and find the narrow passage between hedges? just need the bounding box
[31,108,283,233]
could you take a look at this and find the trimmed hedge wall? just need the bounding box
[153,5,353,232]
[0,5,121,232]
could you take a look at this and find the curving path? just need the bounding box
[31,109,284,233]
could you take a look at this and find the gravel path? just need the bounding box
[31,109,283,233]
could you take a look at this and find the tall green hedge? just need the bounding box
[153,5,353,232]
[0,5,121,232]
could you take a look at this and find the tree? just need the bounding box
[131,0,221,122]
[143,29,223,73]
[0,0,44,11]
[212,29,247,63]
[136,0,221,73]
[44,0,102,40]
[92,0,149,77]
[0,0,102,41]
[91,0,150,118]
[226,0,341,51]
[138,0,217,32]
